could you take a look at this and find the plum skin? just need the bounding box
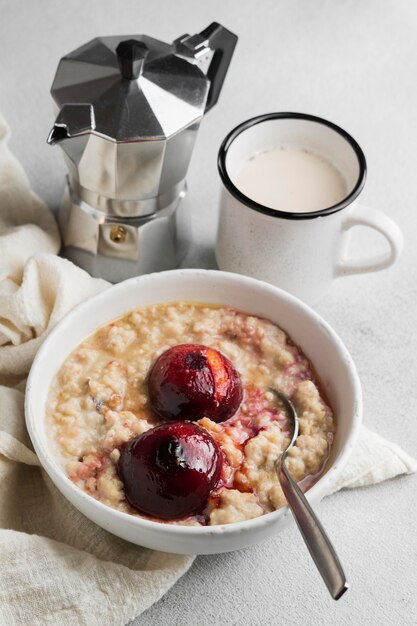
[148,344,243,423]
[117,421,222,520]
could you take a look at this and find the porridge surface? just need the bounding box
[46,302,335,525]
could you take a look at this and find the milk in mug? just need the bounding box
[235,145,348,213]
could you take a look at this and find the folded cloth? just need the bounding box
[0,116,415,626]
[0,113,60,284]
[329,426,416,492]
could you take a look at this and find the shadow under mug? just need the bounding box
[216,112,403,304]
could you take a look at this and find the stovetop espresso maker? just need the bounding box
[47,23,237,281]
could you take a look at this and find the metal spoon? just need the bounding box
[270,388,349,600]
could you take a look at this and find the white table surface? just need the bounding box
[1,1,417,624]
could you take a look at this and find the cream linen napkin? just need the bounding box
[0,114,416,626]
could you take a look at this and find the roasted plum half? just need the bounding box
[117,421,222,520]
[148,344,243,423]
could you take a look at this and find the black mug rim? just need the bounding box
[217,112,367,221]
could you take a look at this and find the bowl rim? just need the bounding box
[25,268,363,537]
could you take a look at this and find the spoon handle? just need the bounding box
[278,460,349,600]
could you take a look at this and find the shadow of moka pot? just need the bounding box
[47,23,238,281]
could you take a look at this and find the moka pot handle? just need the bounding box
[200,22,238,113]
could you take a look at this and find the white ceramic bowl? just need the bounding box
[25,269,362,555]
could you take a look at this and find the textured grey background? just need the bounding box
[1,1,417,625]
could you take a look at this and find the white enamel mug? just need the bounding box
[216,113,403,304]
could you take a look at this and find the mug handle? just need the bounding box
[336,204,403,276]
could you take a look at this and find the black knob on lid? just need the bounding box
[116,39,148,80]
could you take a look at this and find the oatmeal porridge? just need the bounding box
[46,302,335,525]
